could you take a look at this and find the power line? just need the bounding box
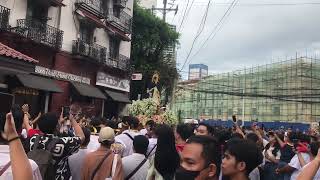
[177,0,190,31]
[186,0,239,66]
[179,0,211,71]
[175,2,320,6]
[178,0,196,33]
[187,1,320,62]
[170,0,180,23]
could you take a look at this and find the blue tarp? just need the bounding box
[202,119,310,132]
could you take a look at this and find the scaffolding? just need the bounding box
[173,57,320,123]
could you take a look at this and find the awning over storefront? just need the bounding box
[16,74,62,93]
[71,82,106,99]
[105,90,131,103]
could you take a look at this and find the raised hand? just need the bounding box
[1,113,18,141]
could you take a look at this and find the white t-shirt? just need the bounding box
[262,139,269,148]
[87,135,100,152]
[147,138,157,157]
[122,153,149,180]
[289,153,311,180]
[263,146,281,162]
[115,130,141,157]
[0,145,42,180]
[21,129,27,139]
[140,129,147,136]
[249,167,260,180]
[68,149,89,180]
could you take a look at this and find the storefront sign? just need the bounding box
[35,66,90,84]
[12,87,39,95]
[96,72,130,92]
[131,73,143,81]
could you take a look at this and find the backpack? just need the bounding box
[27,135,59,180]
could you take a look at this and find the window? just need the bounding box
[197,93,200,102]
[217,109,222,116]
[109,37,120,59]
[252,108,257,115]
[210,109,214,116]
[80,23,94,44]
[228,109,233,116]
[26,0,48,23]
[113,7,121,18]
[272,106,280,116]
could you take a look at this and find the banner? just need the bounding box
[35,66,90,84]
[96,72,130,92]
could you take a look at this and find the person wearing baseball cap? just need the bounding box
[81,127,124,180]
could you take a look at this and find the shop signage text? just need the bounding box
[96,72,130,92]
[35,66,90,84]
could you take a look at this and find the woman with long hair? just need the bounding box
[263,132,281,180]
[147,124,180,180]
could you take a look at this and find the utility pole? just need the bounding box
[163,0,167,21]
[152,0,178,22]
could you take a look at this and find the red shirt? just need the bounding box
[27,129,43,138]
[176,144,185,153]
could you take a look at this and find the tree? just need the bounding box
[130,2,179,104]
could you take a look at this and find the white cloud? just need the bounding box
[158,0,320,78]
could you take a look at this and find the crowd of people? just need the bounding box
[1,104,320,180]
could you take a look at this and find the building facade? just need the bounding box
[173,57,320,123]
[0,0,133,118]
[188,64,208,80]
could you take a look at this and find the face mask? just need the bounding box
[175,166,201,180]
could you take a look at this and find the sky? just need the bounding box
[154,0,320,78]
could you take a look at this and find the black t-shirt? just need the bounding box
[280,144,295,163]
[25,134,81,180]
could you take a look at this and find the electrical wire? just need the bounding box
[179,0,237,71]
[179,0,211,71]
[175,2,320,6]
[177,0,190,31]
[185,0,239,67]
[178,0,196,32]
[182,1,320,67]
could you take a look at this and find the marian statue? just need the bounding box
[147,72,161,105]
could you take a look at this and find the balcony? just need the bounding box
[33,0,65,7]
[72,40,107,63]
[0,5,10,30]
[106,53,130,71]
[114,0,126,8]
[12,19,63,49]
[106,9,132,34]
[75,0,104,18]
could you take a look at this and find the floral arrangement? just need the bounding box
[129,98,178,125]
[161,109,178,125]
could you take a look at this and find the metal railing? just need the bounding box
[76,0,103,16]
[106,8,132,34]
[72,40,107,63]
[106,53,130,71]
[13,19,63,49]
[0,5,10,30]
[114,0,126,8]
